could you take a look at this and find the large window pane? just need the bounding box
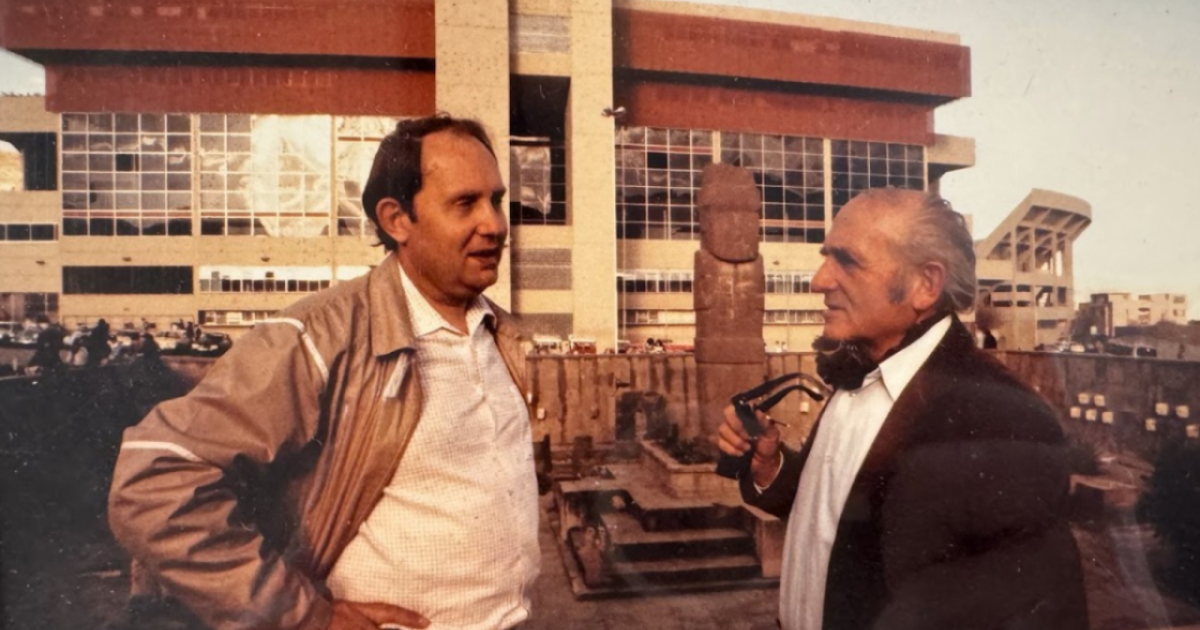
[199,114,332,237]
[830,139,925,215]
[721,131,826,244]
[60,112,194,236]
[616,126,712,241]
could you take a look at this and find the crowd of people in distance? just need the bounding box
[2,317,230,377]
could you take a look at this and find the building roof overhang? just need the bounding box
[612,6,971,107]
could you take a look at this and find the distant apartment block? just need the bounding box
[1083,292,1189,337]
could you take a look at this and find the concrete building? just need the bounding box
[974,189,1091,350]
[1082,292,1189,338]
[0,0,1079,349]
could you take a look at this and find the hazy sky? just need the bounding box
[2,0,1198,316]
[696,0,1200,318]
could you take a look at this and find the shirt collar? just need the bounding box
[397,261,493,337]
[874,315,953,401]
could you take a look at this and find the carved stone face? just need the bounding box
[697,163,761,263]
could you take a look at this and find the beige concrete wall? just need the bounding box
[761,242,824,271]
[331,236,389,269]
[0,242,58,292]
[764,323,822,353]
[514,289,574,314]
[928,134,976,170]
[0,190,58,222]
[512,0,569,16]
[975,259,1012,283]
[52,234,384,330]
[511,226,574,318]
[0,96,56,132]
[436,0,512,310]
[623,293,693,310]
[619,239,696,270]
[510,53,569,77]
[619,241,824,274]
[987,307,1039,351]
[566,0,618,349]
[511,225,572,248]
[61,295,198,328]
[509,0,570,75]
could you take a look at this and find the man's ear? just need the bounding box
[375,198,412,247]
[911,261,947,312]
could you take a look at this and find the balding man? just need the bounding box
[717,189,1087,630]
[109,115,537,630]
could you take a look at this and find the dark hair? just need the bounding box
[361,114,496,251]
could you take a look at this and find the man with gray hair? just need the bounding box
[717,188,1087,629]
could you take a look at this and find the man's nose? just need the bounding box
[811,261,836,293]
[476,201,507,239]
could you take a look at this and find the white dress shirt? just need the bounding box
[779,316,951,630]
[327,264,540,630]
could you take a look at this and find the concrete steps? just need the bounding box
[601,511,756,562]
[552,463,782,597]
[605,553,763,586]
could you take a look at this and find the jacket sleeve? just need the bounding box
[740,443,808,519]
[873,439,1086,630]
[108,321,335,630]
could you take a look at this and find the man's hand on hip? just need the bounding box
[715,404,782,488]
[329,600,430,630]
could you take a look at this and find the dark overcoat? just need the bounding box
[743,319,1088,630]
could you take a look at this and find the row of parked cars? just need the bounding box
[0,321,232,358]
[150,329,234,357]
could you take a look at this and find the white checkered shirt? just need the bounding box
[326,264,540,630]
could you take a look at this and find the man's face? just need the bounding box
[812,196,921,360]
[395,131,508,308]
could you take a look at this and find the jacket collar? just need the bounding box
[367,253,521,358]
[368,253,418,358]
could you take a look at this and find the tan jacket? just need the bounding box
[108,256,529,630]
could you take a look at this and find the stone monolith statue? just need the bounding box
[694,163,765,441]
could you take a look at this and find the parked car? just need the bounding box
[531,334,565,355]
[2,324,39,348]
[1105,342,1158,358]
[159,330,232,357]
[567,335,597,355]
[154,329,189,353]
[0,321,20,346]
[64,326,91,348]
[189,331,233,357]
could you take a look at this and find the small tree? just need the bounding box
[1138,441,1200,601]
